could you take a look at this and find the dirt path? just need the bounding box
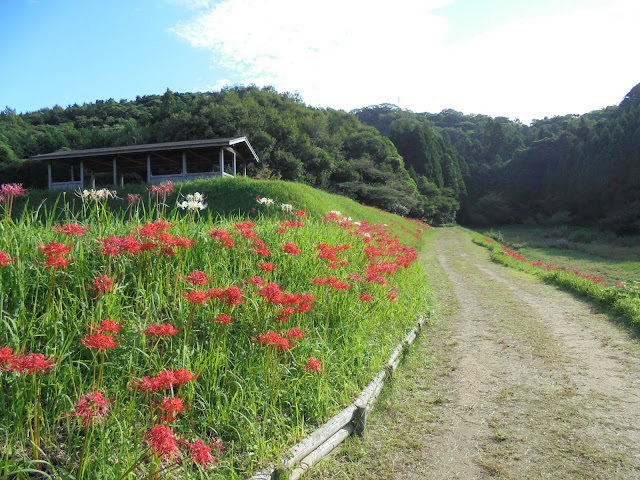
[308,227,640,479]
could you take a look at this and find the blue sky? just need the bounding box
[1,0,639,124]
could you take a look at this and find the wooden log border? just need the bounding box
[249,313,428,480]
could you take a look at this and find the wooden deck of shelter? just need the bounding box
[31,137,259,190]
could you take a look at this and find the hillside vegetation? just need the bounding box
[0,177,431,479]
[2,83,639,232]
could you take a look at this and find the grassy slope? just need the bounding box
[15,177,425,249]
[1,178,432,479]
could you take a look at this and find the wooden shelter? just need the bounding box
[31,137,259,191]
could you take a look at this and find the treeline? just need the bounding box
[0,87,425,219]
[355,83,640,234]
[2,83,639,231]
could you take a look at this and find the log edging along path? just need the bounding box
[249,314,427,480]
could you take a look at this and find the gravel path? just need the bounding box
[308,227,640,479]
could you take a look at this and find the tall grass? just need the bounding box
[0,179,432,479]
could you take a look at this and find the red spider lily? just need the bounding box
[186,439,217,467]
[38,242,73,257]
[144,323,182,338]
[247,276,265,287]
[0,251,14,267]
[70,391,110,426]
[303,358,322,373]
[91,319,124,335]
[52,223,88,236]
[44,255,70,270]
[258,262,275,272]
[286,327,306,339]
[148,181,175,197]
[0,183,28,197]
[220,286,243,306]
[349,273,363,281]
[0,347,15,370]
[279,221,305,229]
[214,313,232,324]
[82,333,118,352]
[387,286,399,302]
[145,424,179,461]
[183,290,207,305]
[126,193,141,204]
[258,282,284,304]
[208,229,235,248]
[97,235,143,256]
[255,332,291,351]
[358,293,373,302]
[157,396,188,423]
[139,220,171,239]
[93,275,114,297]
[130,368,195,393]
[281,242,301,255]
[8,353,55,375]
[184,270,208,285]
[292,210,307,217]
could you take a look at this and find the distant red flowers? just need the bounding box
[93,275,114,297]
[82,333,118,352]
[255,332,291,351]
[2,351,55,375]
[304,358,322,373]
[130,368,195,393]
[144,323,181,338]
[0,251,14,267]
[281,242,301,255]
[145,424,179,461]
[70,391,110,425]
[53,223,88,236]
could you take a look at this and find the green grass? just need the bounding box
[0,178,433,479]
[485,225,640,285]
[470,228,640,328]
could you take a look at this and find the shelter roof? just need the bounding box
[31,137,259,163]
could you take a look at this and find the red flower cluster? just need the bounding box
[213,313,232,324]
[70,391,110,426]
[255,332,291,351]
[82,333,118,352]
[304,358,322,373]
[93,274,114,297]
[184,270,208,286]
[0,251,14,267]
[130,368,195,393]
[258,262,275,272]
[144,323,181,338]
[281,242,301,255]
[157,396,189,423]
[38,241,73,270]
[1,351,55,375]
[208,229,235,248]
[53,223,88,236]
[0,183,28,197]
[310,277,351,290]
[145,423,179,461]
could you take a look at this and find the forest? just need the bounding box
[1,83,639,232]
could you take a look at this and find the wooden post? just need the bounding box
[47,161,52,190]
[146,154,151,184]
[113,157,117,186]
[182,151,187,180]
[80,159,85,190]
[70,165,75,182]
[243,160,247,176]
[233,150,237,177]
[219,149,224,176]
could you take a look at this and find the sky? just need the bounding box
[1,0,639,125]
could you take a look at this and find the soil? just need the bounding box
[307,227,640,479]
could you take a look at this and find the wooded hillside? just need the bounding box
[2,83,639,231]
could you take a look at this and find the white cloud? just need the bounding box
[171,0,640,123]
